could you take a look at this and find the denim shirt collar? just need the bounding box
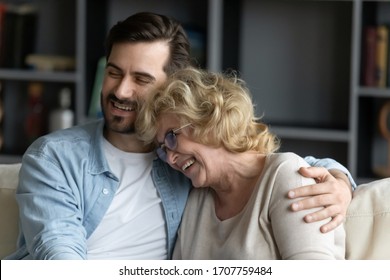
[87,120,113,176]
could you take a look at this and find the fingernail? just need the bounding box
[306,215,312,222]
[292,203,299,211]
[288,191,295,198]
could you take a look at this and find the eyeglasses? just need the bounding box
[156,123,192,162]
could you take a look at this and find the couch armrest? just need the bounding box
[0,163,22,259]
[345,178,390,259]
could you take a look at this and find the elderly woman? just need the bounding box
[136,67,345,259]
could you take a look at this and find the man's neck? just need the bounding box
[104,130,152,153]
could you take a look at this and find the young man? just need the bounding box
[5,12,354,260]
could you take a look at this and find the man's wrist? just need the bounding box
[304,156,357,191]
[329,169,353,194]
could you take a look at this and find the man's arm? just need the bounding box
[288,156,355,233]
[17,151,86,259]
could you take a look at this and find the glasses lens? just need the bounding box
[156,147,167,162]
[157,125,189,162]
[165,131,177,150]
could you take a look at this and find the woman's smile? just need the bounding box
[181,158,195,171]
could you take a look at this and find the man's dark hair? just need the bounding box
[105,12,192,75]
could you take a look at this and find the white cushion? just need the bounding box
[0,163,21,259]
[345,178,390,259]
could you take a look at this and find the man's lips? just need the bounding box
[112,100,137,111]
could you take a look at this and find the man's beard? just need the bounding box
[102,111,136,134]
[101,93,139,134]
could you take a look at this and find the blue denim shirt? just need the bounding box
[5,119,191,260]
[304,156,357,190]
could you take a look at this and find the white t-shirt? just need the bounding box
[87,138,167,259]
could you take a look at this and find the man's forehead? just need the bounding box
[110,42,169,78]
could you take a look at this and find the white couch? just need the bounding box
[344,177,390,259]
[0,163,22,259]
[0,163,389,259]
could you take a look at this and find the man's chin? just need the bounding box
[106,117,136,134]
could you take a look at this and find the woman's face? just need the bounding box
[156,113,221,188]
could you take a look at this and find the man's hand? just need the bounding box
[288,166,352,233]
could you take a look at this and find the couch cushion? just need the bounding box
[345,178,390,259]
[0,163,22,259]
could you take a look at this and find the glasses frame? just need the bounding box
[156,123,192,162]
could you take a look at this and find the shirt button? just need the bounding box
[102,188,109,195]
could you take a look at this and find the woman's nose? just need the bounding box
[165,149,179,165]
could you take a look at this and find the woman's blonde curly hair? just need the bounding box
[136,67,280,154]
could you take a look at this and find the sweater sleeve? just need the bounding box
[269,153,346,260]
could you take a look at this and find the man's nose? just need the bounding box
[116,77,136,98]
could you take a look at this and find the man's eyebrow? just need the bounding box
[106,62,156,82]
[106,62,121,71]
[133,71,156,82]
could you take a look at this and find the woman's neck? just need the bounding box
[212,152,266,221]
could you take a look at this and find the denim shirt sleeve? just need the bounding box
[11,120,113,260]
[304,156,357,190]
[16,151,87,259]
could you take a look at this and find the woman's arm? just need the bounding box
[270,155,345,259]
[288,157,355,233]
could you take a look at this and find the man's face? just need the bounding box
[101,41,169,134]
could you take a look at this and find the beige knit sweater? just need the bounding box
[173,152,346,260]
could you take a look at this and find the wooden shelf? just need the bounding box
[1,0,388,185]
[0,69,78,82]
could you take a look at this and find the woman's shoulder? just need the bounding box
[261,152,316,201]
[263,152,313,186]
[267,152,309,168]
[187,187,213,208]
